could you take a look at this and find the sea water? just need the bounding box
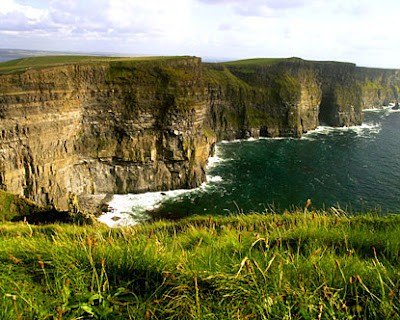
[99,106,400,227]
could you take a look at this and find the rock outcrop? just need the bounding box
[1,56,399,212]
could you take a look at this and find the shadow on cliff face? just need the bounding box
[0,189,94,225]
[319,93,339,126]
[10,208,87,225]
[11,209,94,225]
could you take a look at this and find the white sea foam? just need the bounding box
[98,186,210,227]
[221,139,242,144]
[207,155,223,168]
[363,106,390,112]
[220,136,262,144]
[98,142,230,227]
[259,136,292,140]
[363,104,400,114]
[302,122,381,139]
[221,136,293,142]
[97,171,227,227]
[363,108,383,112]
[208,147,222,169]
[207,175,223,182]
[207,144,235,168]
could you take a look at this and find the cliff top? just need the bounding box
[223,57,295,66]
[0,55,196,75]
[1,210,400,318]
[0,55,363,76]
[223,57,355,68]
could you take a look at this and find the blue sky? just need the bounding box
[1,0,400,68]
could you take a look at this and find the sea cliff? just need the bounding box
[1,56,399,213]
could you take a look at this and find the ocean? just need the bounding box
[99,106,400,227]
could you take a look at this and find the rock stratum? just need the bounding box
[1,56,399,213]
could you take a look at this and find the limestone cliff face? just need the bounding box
[204,61,321,139]
[355,67,400,109]
[312,62,363,126]
[1,56,400,213]
[205,59,400,134]
[0,58,215,212]
[204,59,362,137]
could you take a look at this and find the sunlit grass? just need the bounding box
[0,55,194,75]
[1,210,400,319]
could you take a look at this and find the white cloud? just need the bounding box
[1,0,400,67]
[0,0,49,31]
[0,0,46,17]
[0,0,195,54]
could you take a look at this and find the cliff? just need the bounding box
[1,56,399,213]
[0,56,215,212]
[356,67,400,109]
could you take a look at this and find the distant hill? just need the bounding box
[0,48,148,64]
[0,48,236,64]
[0,48,84,63]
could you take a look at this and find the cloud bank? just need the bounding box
[1,0,400,68]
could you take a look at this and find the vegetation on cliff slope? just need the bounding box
[1,208,400,319]
[0,190,92,224]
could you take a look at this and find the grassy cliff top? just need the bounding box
[1,209,400,319]
[223,57,355,68]
[1,187,400,318]
[0,55,359,75]
[0,55,196,75]
[223,57,298,67]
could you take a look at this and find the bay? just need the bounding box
[99,107,400,226]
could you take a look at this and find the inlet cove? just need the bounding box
[99,106,400,227]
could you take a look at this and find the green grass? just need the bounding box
[0,189,45,222]
[0,55,194,75]
[222,57,355,68]
[203,64,251,89]
[223,58,297,67]
[1,209,400,319]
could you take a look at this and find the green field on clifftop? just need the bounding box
[0,56,355,75]
[1,207,400,319]
[0,55,193,75]
[223,57,296,67]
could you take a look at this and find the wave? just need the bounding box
[207,175,223,182]
[259,136,293,140]
[98,172,227,227]
[363,104,400,115]
[98,186,209,227]
[220,137,255,144]
[207,154,224,168]
[302,122,381,140]
[99,143,230,227]
[363,104,392,112]
[99,112,391,227]
[220,136,295,143]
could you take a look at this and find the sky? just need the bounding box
[1,0,400,68]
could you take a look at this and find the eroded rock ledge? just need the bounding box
[1,56,399,212]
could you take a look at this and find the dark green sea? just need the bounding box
[99,107,400,226]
